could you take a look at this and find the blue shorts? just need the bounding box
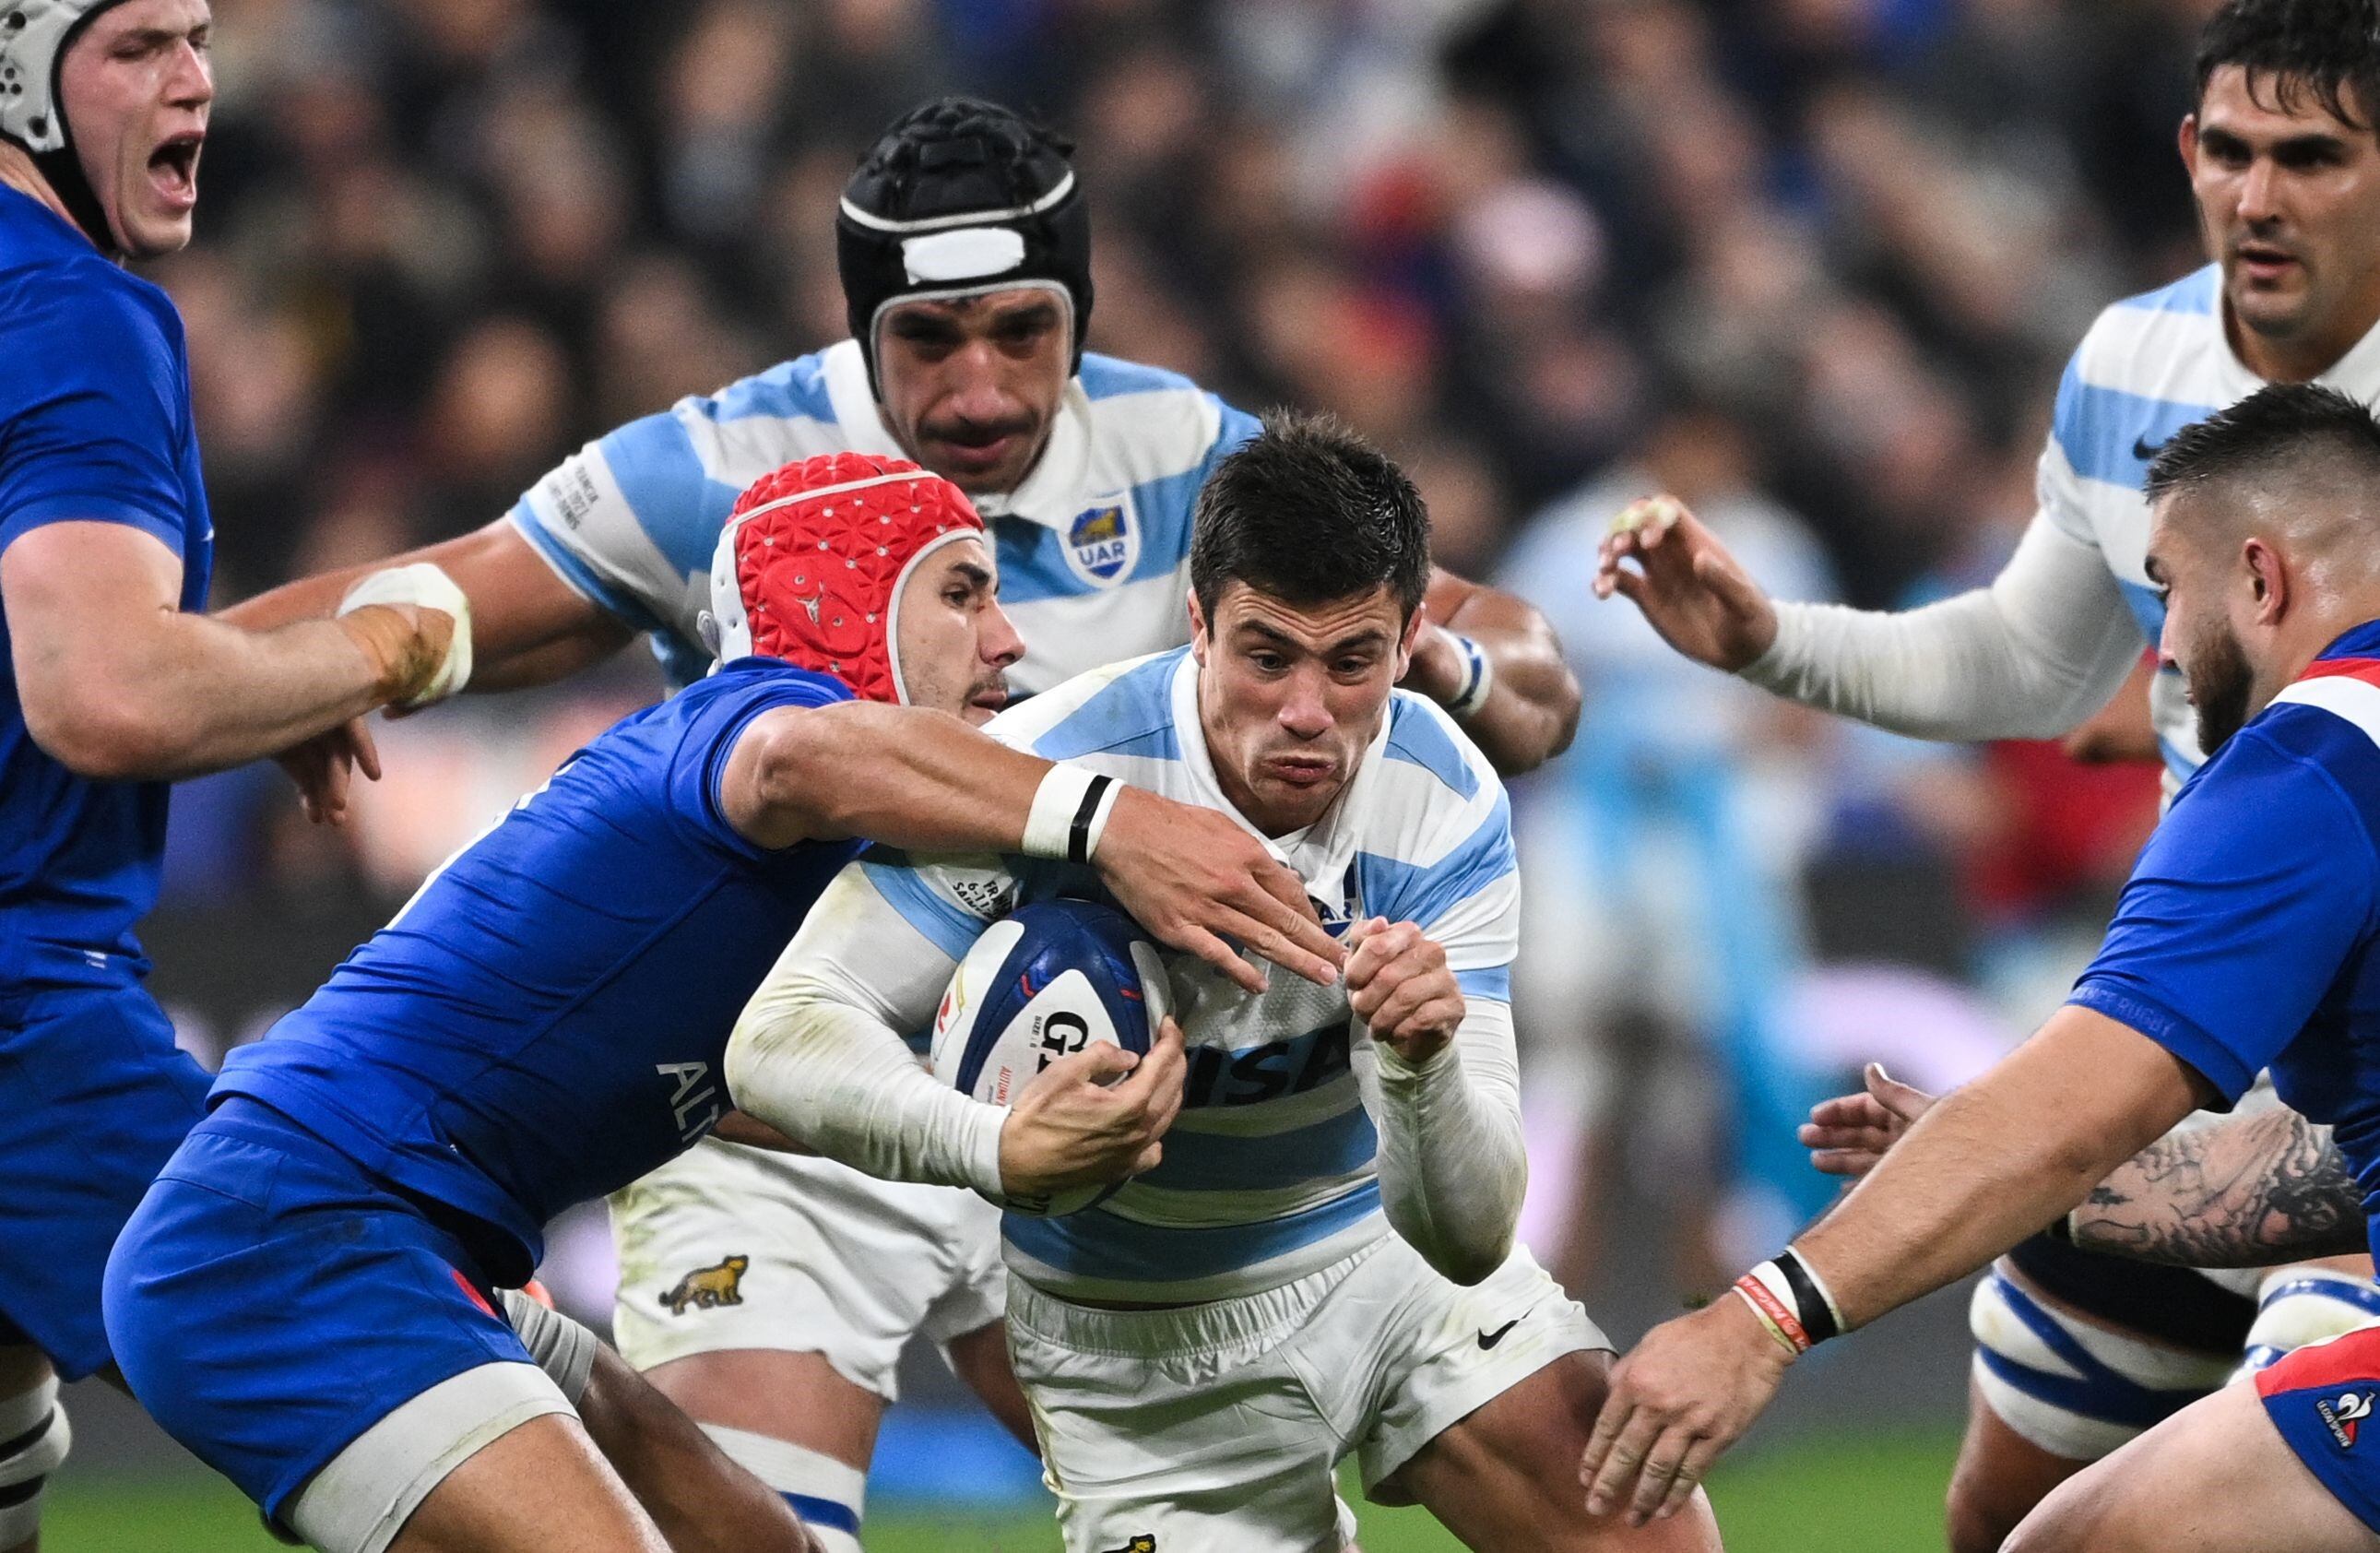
[0,982,207,1378]
[2256,1322,2380,1532]
[102,1098,537,1518]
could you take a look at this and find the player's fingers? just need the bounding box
[1119,1018,1188,1110]
[1363,977,1458,1041]
[1808,1148,1881,1177]
[1655,1436,1724,1522]
[1866,1061,1936,1121]
[346,717,383,784]
[1229,882,1341,984]
[1131,1140,1164,1175]
[1628,1424,1700,1525]
[1582,1407,1666,1519]
[1172,923,1269,995]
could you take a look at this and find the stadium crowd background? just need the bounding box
[89,0,2218,1545]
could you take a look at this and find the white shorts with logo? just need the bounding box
[610,1136,1005,1401]
[1005,1236,1605,1553]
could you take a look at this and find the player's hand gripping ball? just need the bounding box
[931,897,1174,1215]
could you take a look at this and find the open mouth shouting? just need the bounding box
[148,130,204,213]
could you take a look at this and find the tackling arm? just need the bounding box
[219,516,632,693]
[2,522,457,781]
[1406,567,1581,774]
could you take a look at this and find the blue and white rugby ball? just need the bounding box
[930,897,1172,1216]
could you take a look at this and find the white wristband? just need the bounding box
[1443,632,1494,719]
[337,562,475,707]
[1023,767,1120,863]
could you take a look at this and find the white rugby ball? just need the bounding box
[930,897,1171,1215]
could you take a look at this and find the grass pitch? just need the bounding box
[47,1428,1959,1551]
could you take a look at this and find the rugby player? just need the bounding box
[1581,383,2380,1551]
[1593,2,2380,1544]
[223,96,1582,1544]
[103,452,1342,1553]
[0,4,467,1545]
[728,417,1716,1553]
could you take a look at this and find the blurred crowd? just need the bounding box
[152,0,2199,1277]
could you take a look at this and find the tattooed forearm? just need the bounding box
[2068,1106,2362,1267]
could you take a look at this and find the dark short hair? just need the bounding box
[2145,382,2380,504]
[2196,0,2380,134]
[1190,413,1431,626]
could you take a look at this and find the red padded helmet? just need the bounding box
[705,452,987,705]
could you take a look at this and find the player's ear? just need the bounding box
[2244,537,2288,624]
[2178,113,2200,178]
[1187,588,1210,666]
[1394,604,1424,680]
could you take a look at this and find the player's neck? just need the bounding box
[0,146,82,243]
[2227,294,2380,385]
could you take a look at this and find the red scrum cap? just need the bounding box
[705,453,987,704]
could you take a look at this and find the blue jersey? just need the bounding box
[211,659,861,1282]
[2068,621,2380,1256]
[0,186,212,990]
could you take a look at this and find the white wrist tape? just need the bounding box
[1023,766,1120,863]
[338,563,475,707]
[1442,632,1495,719]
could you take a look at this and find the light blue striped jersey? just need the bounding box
[798,646,1519,1303]
[508,339,1259,691]
[2041,264,2380,779]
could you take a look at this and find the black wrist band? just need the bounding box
[1774,1249,1841,1345]
[1068,775,1114,865]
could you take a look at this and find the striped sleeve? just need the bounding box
[510,408,721,633]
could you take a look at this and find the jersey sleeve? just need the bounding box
[2037,346,2109,552]
[509,405,734,634]
[666,670,855,858]
[1202,395,1261,480]
[2068,729,2379,1104]
[1363,780,1520,1006]
[0,284,190,559]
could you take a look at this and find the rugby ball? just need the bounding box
[930,897,1172,1216]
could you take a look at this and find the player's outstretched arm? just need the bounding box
[1404,567,1581,773]
[1581,1006,2208,1526]
[720,702,1341,993]
[1599,494,2146,742]
[1802,1061,2362,1268]
[219,516,631,691]
[1345,917,1525,1286]
[2,521,463,783]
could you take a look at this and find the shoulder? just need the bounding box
[985,647,1187,761]
[2049,265,2226,487]
[674,658,856,724]
[1368,693,1510,862]
[2157,696,2380,874]
[1075,353,1248,473]
[0,262,180,390]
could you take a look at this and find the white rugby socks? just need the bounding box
[705,1424,866,1553]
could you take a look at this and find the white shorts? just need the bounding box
[1006,1236,1605,1553]
[610,1136,1005,1402]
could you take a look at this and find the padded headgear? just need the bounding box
[837,96,1092,399]
[706,452,986,705]
[0,0,126,249]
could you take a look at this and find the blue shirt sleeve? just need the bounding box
[0,282,190,559]
[667,667,855,859]
[2068,728,2378,1104]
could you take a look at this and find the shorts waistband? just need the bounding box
[1006,1239,1385,1357]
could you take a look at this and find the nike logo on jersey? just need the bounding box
[2132,433,2168,462]
[1478,1314,1526,1350]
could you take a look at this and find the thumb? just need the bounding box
[1865,1061,1936,1121]
[1055,1041,1141,1087]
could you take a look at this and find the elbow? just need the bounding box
[1431,1234,1513,1288]
[1542,666,1583,761]
[21,682,181,781]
